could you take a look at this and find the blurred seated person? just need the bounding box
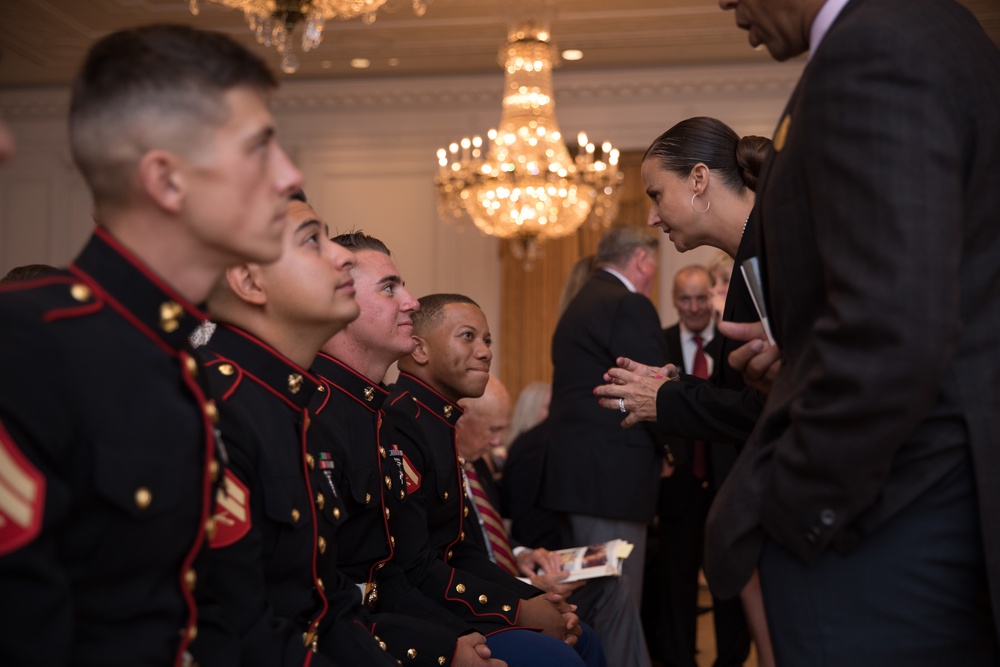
[499,382,569,551]
[459,377,652,667]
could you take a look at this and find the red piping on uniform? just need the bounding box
[174,350,215,666]
[68,264,177,357]
[299,407,328,664]
[91,226,209,321]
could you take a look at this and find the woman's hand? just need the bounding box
[594,357,679,428]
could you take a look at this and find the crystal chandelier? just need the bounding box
[189,0,429,74]
[435,20,622,259]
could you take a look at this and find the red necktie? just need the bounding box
[464,464,519,576]
[691,335,709,481]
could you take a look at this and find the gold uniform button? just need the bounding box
[316,577,324,591]
[390,536,395,549]
[379,641,387,651]
[379,445,386,458]
[306,453,315,470]
[316,493,325,510]
[184,568,197,592]
[134,487,152,510]
[208,459,220,482]
[478,595,488,605]
[460,531,465,541]
[407,648,417,660]
[317,384,326,393]
[204,400,219,425]
[365,492,372,505]
[384,507,391,520]
[463,506,469,517]
[218,363,235,376]
[70,283,91,302]
[385,475,392,491]
[205,518,217,540]
[303,415,311,431]
[399,490,404,500]
[188,625,198,640]
[291,508,301,523]
[318,536,327,554]
[288,373,303,394]
[455,583,466,593]
[333,507,341,520]
[446,550,453,560]
[502,604,512,612]
[443,491,449,501]
[438,657,447,665]
[160,301,183,332]
[184,355,199,377]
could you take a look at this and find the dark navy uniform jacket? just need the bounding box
[0,228,229,666]
[311,354,533,649]
[191,323,397,667]
[386,373,541,600]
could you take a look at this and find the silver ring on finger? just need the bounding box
[618,397,627,414]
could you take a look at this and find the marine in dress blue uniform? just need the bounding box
[192,322,399,666]
[310,353,530,644]
[0,230,230,666]
[388,371,608,667]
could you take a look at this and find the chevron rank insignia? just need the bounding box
[210,470,251,548]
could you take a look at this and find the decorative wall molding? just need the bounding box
[0,61,802,119]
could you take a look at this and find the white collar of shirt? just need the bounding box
[809,0,851,60]
[679,322,715,376]
[601,267,636,293]
[680,322,715,346]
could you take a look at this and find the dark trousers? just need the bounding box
[760,457,998,666]
[653,478,749,667]
[486,623,608,667]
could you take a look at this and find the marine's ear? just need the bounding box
[137,149,185,214]
[225,263,268,307]
[408,335,430,366]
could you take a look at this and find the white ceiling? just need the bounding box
[1,0,998,88]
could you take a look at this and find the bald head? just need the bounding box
[456,375,512,463]
[673,265,712,335]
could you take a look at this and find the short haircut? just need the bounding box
[412,293,479,337]
[70,24,277,207]
[332,231,391,256]
[0,263,60,284]
[595,225,658,269]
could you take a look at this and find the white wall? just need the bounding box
[0,60,803,367]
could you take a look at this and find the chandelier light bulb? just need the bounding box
[433,19,623,255]
[189,0,429,73]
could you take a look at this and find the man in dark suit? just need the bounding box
[652,266,749,667]
[707,0,1000,663]
[543,225,668,608]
